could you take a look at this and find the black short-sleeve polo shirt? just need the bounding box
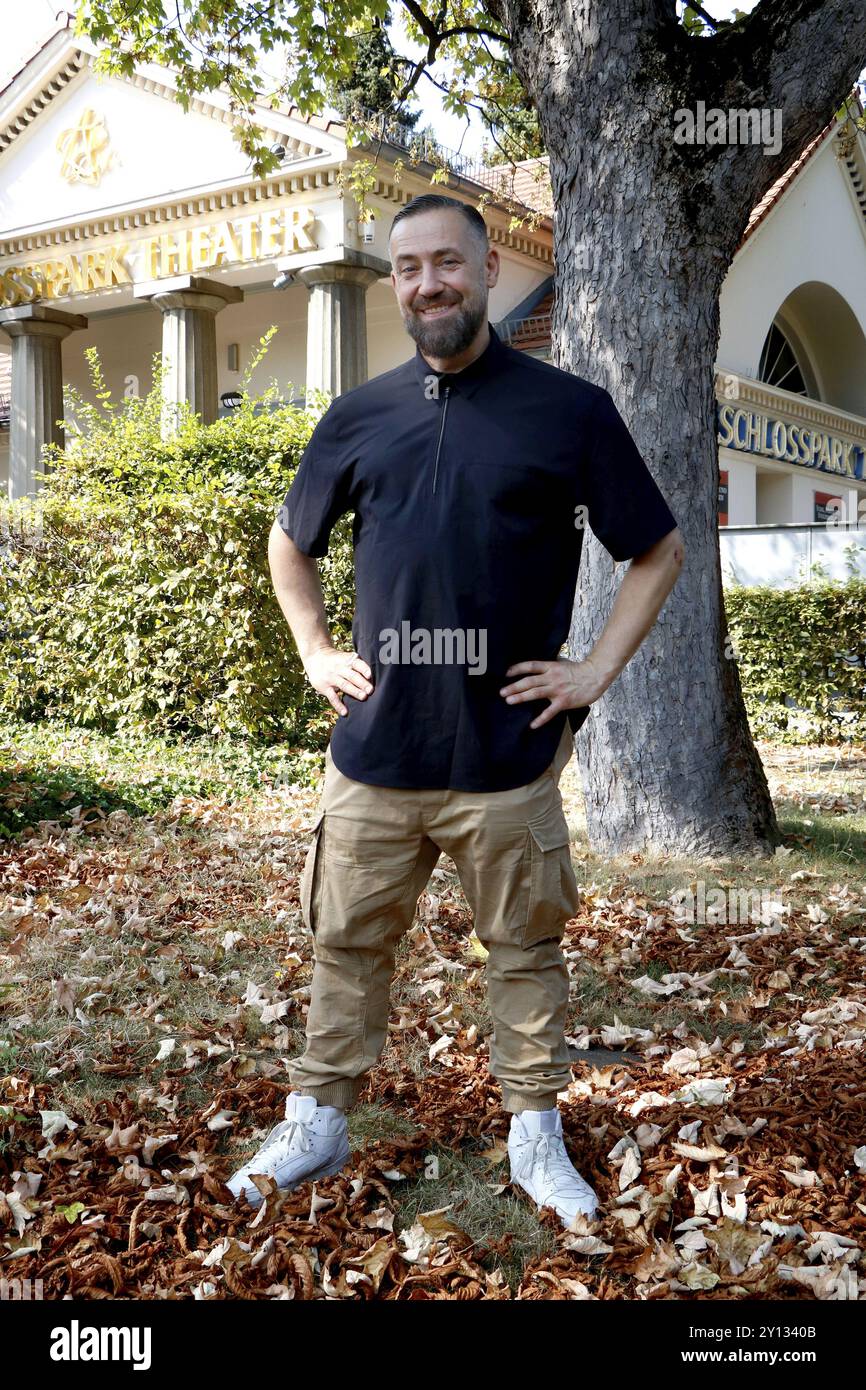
[278,322,678,791]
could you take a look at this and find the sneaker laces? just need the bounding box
[527,1132,595,1201]
[250,1115,313,1169]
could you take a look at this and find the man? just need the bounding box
[227,194,684,1226]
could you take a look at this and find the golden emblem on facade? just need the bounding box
[56,108,116,186]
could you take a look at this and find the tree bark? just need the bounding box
[485,0,866,857]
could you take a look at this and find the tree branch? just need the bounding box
[687,3,719,30]
[397,1,510,57]
[671,0,866,235]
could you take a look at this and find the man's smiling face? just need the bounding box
[389,208,499,360]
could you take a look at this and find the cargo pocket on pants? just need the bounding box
[523,804,581,948]
[299,810,325,934]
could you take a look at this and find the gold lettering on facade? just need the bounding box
[258,211,285,258]
[238,216,258,262]
[189,226,212,270]
[210,222,242,266]
[291,206,317,251]
[0,206,319,307]
[103,244,132,287]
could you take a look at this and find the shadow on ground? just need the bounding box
[0,765,149,840]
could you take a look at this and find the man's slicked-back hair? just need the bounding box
[389,194,489,262]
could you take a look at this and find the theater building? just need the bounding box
[0,24,553,499]
[2,20,866,585]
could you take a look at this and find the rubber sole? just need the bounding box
[232,1145,351,1206]
[509,1171,599,1220]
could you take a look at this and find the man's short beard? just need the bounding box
[403,287,488,357]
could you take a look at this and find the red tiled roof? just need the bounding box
[738,118,837,248]
[502,290,554,350]
[484,156,554,218]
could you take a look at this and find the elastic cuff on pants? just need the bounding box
[501,1088,563,1114]
[294,1080,361,1111]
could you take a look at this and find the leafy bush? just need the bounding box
[725,579,866,743]
[0,334,355,744]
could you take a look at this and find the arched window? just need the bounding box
[757,323,809,396]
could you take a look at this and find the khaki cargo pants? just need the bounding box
[289,720,580,1114]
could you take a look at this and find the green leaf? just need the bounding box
[56,1202,87,1224]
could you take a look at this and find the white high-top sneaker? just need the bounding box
[226,1092,350,1208]
[508,1108,600,1228]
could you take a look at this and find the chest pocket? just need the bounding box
[458,453,556,517]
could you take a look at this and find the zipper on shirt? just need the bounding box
[431,385,451,495]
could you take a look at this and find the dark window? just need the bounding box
[757,323,809,396]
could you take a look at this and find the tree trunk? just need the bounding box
[552,161,779,855]
[483,0,866,857]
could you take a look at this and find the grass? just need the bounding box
[568,961,768,1050]
[777,813,866,868]
[557,739,866,890]
[389,1135,561,1293]
[347,1100,421,1146]
[0,714,329,839]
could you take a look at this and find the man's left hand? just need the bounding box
[499,657,606,730]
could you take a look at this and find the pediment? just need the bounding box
[0,40,342,238]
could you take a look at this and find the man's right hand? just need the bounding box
[302,645,374,718]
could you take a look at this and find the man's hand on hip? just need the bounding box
[499,657,605,730]
[303,645,374,718]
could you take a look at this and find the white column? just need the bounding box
[134,275,243,436]
[0,304,88,498]
[294,254,389,397]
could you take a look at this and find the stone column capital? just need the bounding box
[293,259,388,294]
[133,276,241,434]
[133,275,244,315]
[300,255,384,397]
[0,303,88,341]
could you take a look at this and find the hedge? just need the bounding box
[725,578,866,743]
[0,339,355,745]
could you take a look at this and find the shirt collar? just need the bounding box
[412,321,507,398]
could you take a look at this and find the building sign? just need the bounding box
[814,490,843,523]
[56,108,116,186]
[717,402,865,481]
[0,205,318,307]
[718,469,728,524]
